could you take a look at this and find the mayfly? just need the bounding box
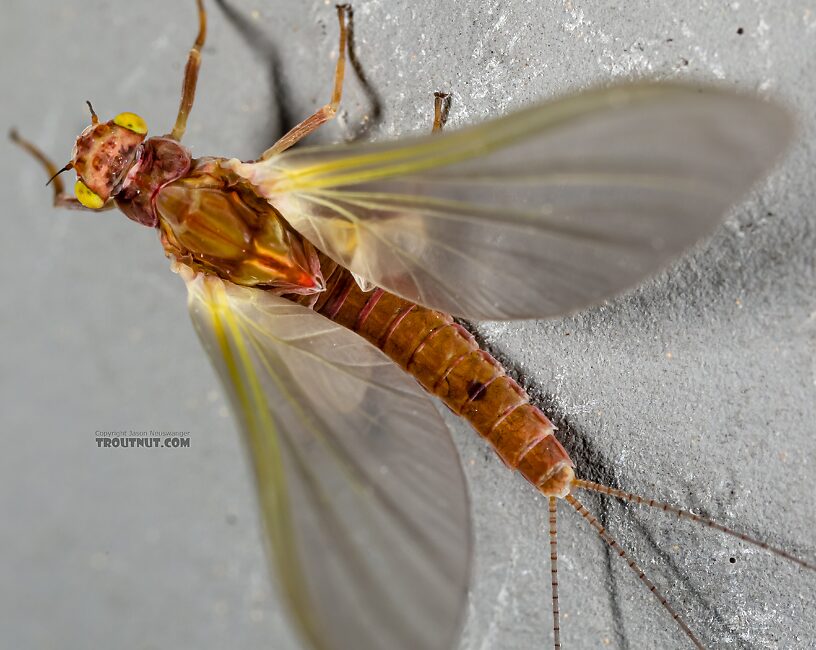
[11,1,814,649]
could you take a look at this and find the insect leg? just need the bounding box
[169,0,208,141]
[432,91,451,133]
[9,129,113,211]
[261,4,352,158]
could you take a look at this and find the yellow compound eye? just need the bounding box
[113,112,148,135]
[75,180,105,209]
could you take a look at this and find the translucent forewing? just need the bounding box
[183,269,471,650]
[228,82,792,319]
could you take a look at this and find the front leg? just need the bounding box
[169,0,208,142]
[261,4,352,159]
[9,129,113,212]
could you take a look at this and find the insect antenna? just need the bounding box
[86,100,99,125]
[573,479,816,571]
[565,493,706,649]
[548,496,562,650]
[46,163,73,187]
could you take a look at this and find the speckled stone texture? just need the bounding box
[1,1,814,649]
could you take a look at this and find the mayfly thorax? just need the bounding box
[11,1,814,649]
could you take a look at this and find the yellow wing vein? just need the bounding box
[236,323,430,644]
[296,194,466,309]
[209,297,327,649]
[233,306,460,575]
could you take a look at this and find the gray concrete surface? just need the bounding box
[1,1,815,649]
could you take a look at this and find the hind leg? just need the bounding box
[431,91,451,133]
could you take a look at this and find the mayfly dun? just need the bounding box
[10,1,814,649]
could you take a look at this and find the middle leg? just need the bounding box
[261,4,352,159]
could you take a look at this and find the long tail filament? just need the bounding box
[573,479,815,571]
[548,496,561,650]
[565,493,706,650]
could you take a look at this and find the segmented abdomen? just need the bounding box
[298,259,575,496]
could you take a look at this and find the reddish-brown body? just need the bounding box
[77,129,577,497]
[156,156,322,294]
[116,137,192,226]
[296,256,576,497]
[23,0,576,499]
[145,152,576,497]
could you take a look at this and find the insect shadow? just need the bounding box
[464,321,770,650]
[214,0,383,147]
